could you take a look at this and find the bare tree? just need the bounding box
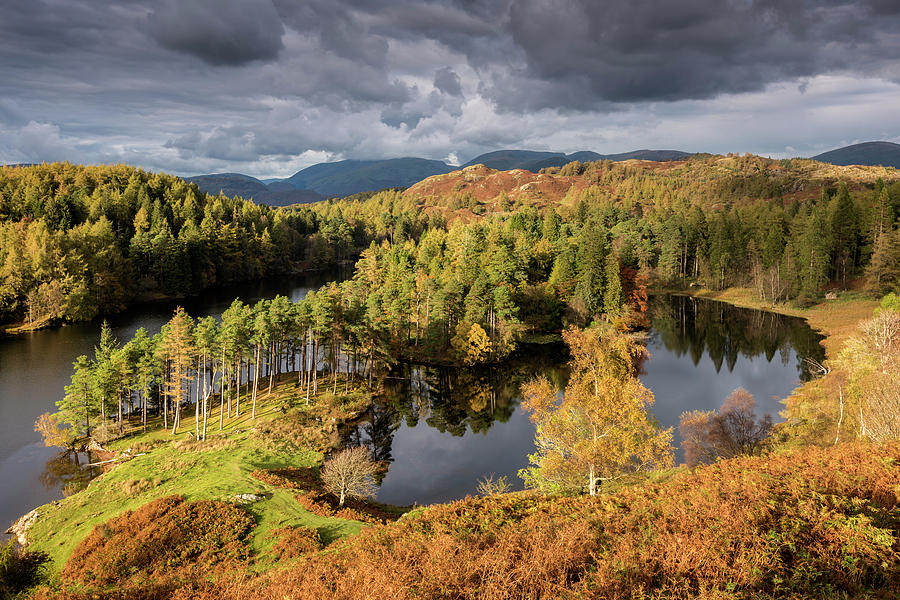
[838,308,900,442]
[679,388,774,467]
[476,473,511,497]
[321,446,379,507]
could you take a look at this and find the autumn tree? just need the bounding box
[451,321,491,365]
[519,326,673,495]
[34,412,76,450]
[321,446,379,507]
[678,388,774,467]
[158,307,194,435]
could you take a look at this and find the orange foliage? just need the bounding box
[206,442,899,599]
[250,467,320,490]
[36,443,900,599]
[60,495,253,590]
[271,526,321,561]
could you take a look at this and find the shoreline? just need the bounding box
[0,266,348,337]
[652,285,878,446]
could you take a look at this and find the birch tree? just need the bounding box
[519,326,673,495]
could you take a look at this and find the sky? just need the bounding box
[1,0,900,179]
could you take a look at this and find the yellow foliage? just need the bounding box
[520,326,674,495]
[450,322,491,365]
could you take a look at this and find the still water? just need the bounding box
[353,294,826,505]
[0,272,339,536]
[0,290,825,534]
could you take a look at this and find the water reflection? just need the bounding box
[0,270,344,536]
[348,345,567,504]
[647,295,825,381]
[39,451,101,497]
[348,296,826,505]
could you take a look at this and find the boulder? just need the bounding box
[5,508,39,546]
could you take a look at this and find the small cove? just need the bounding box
[352,294,826,505]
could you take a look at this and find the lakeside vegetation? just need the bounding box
[29,375,376,573]
[4,155,900,599]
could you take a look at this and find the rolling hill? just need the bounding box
[189,149,694,203]
[186,173,323,207]
[278,158,455,197]
[811,141,900,169]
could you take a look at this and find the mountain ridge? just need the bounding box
[811,141,900,169]
[189,148,694,204]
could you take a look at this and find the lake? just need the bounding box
[0,288,825,534]
[0,271,340,537]
[351,294,826,505]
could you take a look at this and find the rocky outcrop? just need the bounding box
[5,508,39,546]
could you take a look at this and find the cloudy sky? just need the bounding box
[1,0,899,178]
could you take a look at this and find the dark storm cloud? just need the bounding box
[1,0,899,174]
[147,0,285,66]
[434,67,463,96]
[482,0,900,109]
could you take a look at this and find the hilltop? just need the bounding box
[278,157,455,197]
[402,154,900,218]
[188,149,694,204]
[187,173,323,206]
[812,141,900,169]
[463,149,692,171]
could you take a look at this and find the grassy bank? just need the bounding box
[48,441,897,600]
[659,286,879,446]
[27,376,378,575]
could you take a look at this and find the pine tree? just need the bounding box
[159,307,194,435]
[602,252,624,316]
[57,355,96,438]
[574,222,606,318]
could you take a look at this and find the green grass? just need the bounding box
[28,376,373,575]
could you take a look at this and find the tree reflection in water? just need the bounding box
[647,295,826,381]
[345,297,828,499]
[39,451,101,497]
[345,344,568,487]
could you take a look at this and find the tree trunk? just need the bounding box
[252,344,260,419]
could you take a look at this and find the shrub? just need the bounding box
[320,447,378,507]
[251,467,320,490]
[0,540,48,597]
[177,442,899,599]
[61,495,254,588]
[476,473,511,496]
[271,527,322,561]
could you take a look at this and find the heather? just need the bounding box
[34,441,900,599]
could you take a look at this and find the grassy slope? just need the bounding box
[185,441,900,599]
[28,378,372,574]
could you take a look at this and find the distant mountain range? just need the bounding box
[811,141,900,169]
[188,149,692,206]
[186,173,324,207]
[279,158,455,198]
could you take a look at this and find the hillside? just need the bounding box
[32,441,900,599]
[812,141,900,169]
[402,154,900,218]
[462,149,565,171]
[190,150,696,201]
[278,158,455,197]
[464,149,693,172]
[187,173,323,207]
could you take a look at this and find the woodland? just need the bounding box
[3,155,900,599]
